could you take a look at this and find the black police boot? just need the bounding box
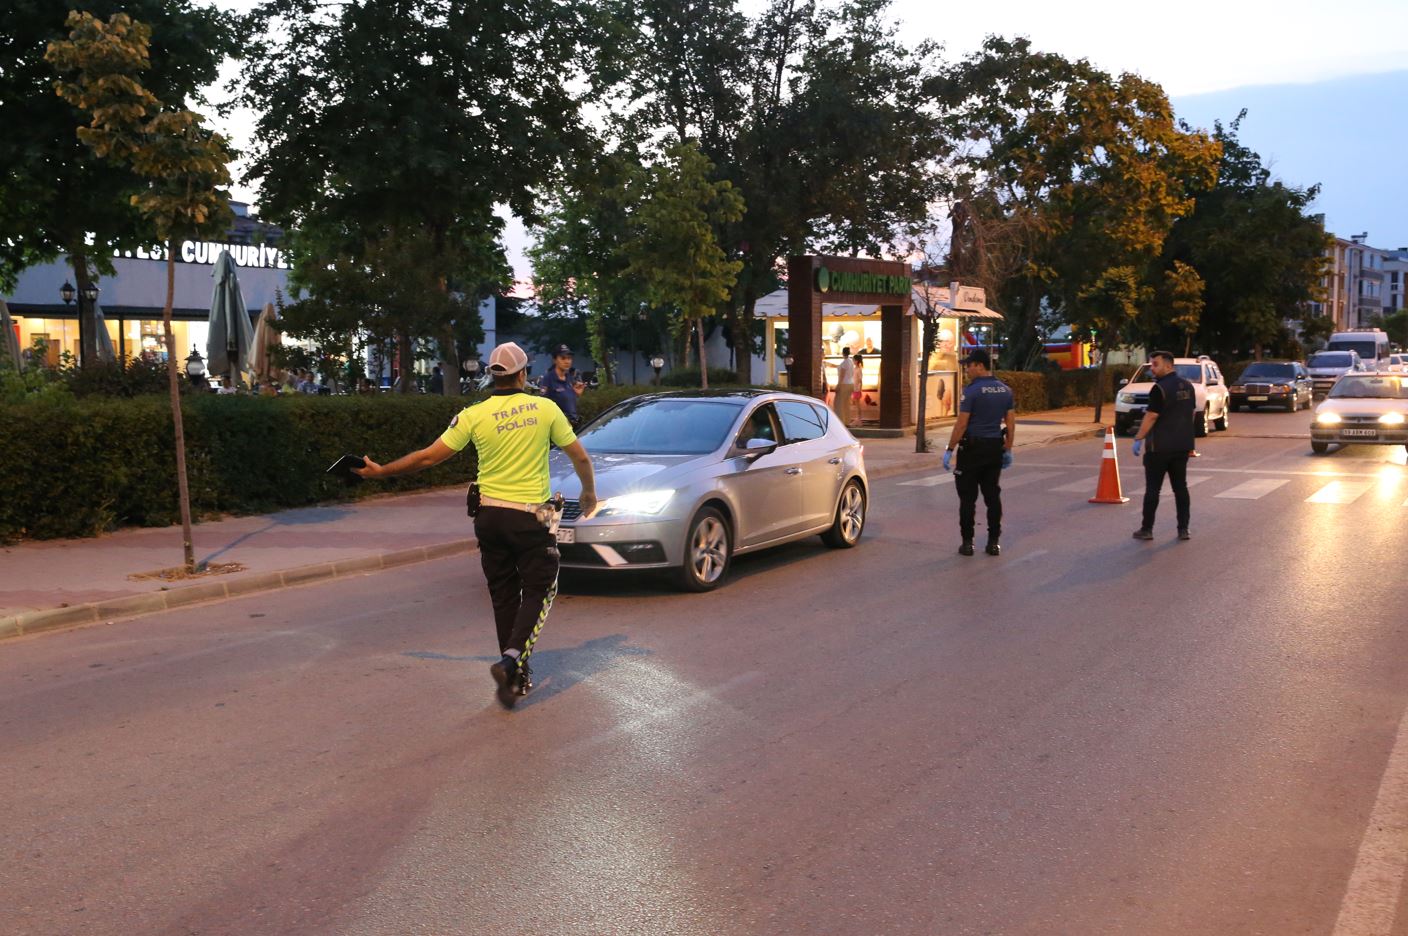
[490,655,520,709]
[1178,528,1191,541]
[985,538,1001,556]
[514,661,534,696]
[958,540,975,556]
[1132,528,1154,541]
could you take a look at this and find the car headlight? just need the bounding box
[593,489,675,518]
[1380,412,1406,426]
[1229,385,1245,393]
[1273,384,1291,393]
[1118,392,1135,404]
[1315,412,1341,425]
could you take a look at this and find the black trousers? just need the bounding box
[955,437,1004,542]
[473,506,560,662]
[1141,451,1191,531]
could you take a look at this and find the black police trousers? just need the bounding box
[473,506,560,661]
[955,437,1005,542]
[1141,451,1191,532]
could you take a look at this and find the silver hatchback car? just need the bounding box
[547,389,868,591]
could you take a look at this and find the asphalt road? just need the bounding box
[5,406,1408,936]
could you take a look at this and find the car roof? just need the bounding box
[628,388,817,404]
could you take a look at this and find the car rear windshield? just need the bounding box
[1239,363,1295,379]
[577,398,743,454]
[1129,363,1203,384]
[1327,340,1379,360]
[1308,352,1353,368]
[1328,376,1408,399]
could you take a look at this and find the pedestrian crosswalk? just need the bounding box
[893,467,1408,506]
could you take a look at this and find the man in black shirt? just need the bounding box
[1131,351,1196,541]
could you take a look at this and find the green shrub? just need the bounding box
[0,394,480,542]
[659,366,738,387]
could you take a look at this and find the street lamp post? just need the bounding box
[650,355,665,386]
[185,346,205,379]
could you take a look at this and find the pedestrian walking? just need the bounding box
[833,346,855,425]
[850,353,865,427]
[354,341,598,709]
[943,349,1015,556]
[1130,350,1196,541]
[540,344,586,429]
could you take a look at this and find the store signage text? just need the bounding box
[112,241,289,270]
[815,265,910,296]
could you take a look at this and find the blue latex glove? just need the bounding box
[1001,449,1013,470]
[1132,438,1143,457]
[942,449,953,471]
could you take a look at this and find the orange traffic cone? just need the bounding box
[1089,427,1130,504]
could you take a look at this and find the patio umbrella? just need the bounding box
[0,299,23,372]
[250,302,281,383]
[206,249,254,388]
[91,302,117,363]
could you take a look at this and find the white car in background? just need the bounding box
[1114,356,1231,438]
[1386,353,1407,373]
[1310,373,1408,454]
[1306,350,1365,396]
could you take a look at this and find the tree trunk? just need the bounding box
[697,320,709,388]
[1253,342,1264,361]
[439,325,461,397]
[161,243,196,573]
[1093,348,1109,424]
[1184,332,1192,357]
[397,332,415,393]
[915,314,937,453]
[735,284,756,385]
[71,252,97,367]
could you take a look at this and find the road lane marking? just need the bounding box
[1048,478,1106,494]
[1332,698,1408,936]
[1215,478,1292,500]
[1019,461,1405,480]
[898,474,953,487]
[1124,475,1213,498]
[1307,481,1374,504]
[999,472,1068,489]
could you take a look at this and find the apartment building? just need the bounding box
[1309,232,1387,330]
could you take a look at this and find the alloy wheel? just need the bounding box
[690,516,728,584]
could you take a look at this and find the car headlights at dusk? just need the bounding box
[1379,412,1406,426]
[594,489,675,517]
[1315,412,1341,425]
[1118,392,1136,404]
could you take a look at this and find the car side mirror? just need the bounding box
[741,437,778,461]
[1118,378,1129,387]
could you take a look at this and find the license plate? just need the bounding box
[556,527,575,544]
[1342,428,1378,438]
[1248,395,1268,401]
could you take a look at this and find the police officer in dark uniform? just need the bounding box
[539,344,586,429]
[943,349,1016,556]
[355,342,598,708]
[1131,350,1196,541]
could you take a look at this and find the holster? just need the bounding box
[466,481,481,517]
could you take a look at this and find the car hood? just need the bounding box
[1307,366,1353,375]
[1121,381,1156,394]
[1316,398,1408,416]
[548,451,708,498]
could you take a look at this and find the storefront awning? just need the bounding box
[753,286,1002,320]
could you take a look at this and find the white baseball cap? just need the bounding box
[488,341,529,375]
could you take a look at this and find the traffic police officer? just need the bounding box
[943,349,1016,556]
[1131,350,1196,541]
[355,342,598,708]
[540,344,585,428]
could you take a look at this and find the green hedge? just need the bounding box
[994,366,1135,413]
[0,394,479,542]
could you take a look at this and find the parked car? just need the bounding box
[1228,361,1314,412]
[1310,373,1408,454]
[1306,350,1364,397]
[1386,353,1407,374]
[1114,356,1231,437]
[547,389,867,591]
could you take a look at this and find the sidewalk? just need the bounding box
[0,406,1106,639]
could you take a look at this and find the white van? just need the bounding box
[1327,330,1391,370]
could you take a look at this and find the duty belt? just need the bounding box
[479,495,544,514]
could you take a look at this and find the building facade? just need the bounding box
[1310,233,1388,331]
[1383,247,1408,315]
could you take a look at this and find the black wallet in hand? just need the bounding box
[326,454,367,483]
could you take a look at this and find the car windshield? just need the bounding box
[1328,376,1408,399]
[577,397,743,454]
[1327,340,1379,360]
[1129,363,1204,384]
[1239,363,1295,379]
[1308,352,1353,368]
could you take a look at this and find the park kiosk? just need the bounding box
[756,255,1003,430]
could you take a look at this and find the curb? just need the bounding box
[0,539,477,644]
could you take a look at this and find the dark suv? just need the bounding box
[1229,361,1313,412]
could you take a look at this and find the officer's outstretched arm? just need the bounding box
[355,440,457,479]
[562,439,598,518]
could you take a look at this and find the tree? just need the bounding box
[1153,113,1328,361]
[48,11,235,573]
[239,0,594,394]
[0,0,233,364]
[621,142,745,388]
